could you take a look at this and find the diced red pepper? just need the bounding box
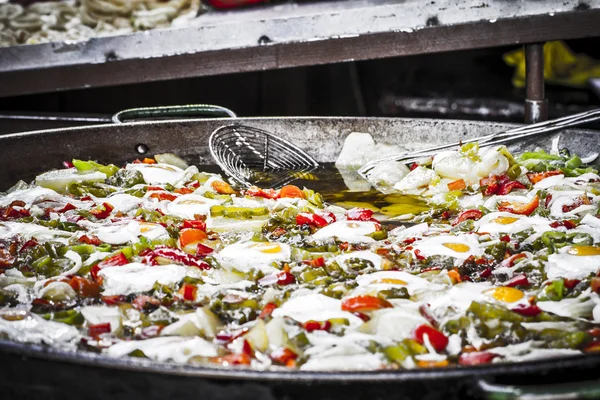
[270,347,298,365]
[180,283,198,301]
[458,351,497,366]
[276,271,295,286]
[79,235,102,245]
[245,186,279,199]
[303,257,325,268]
[447,179,466,191]
[296,211,336,227]
[341,295,393,312]
[19,238,38,253]
[101,295,127,305]
[414,249,426,260]
[90,202,114,219]
[441,211,451,220]
[479,268,492,279]
[142,246,210,270]
[63,161,74,168]
[499,235,511,242]
[91,252,129,281]
[550,220,578,230]
[182,219,207,231]
[259,303,278,320]
[212,353,252,366]
[564,278,580,290]
[480,175,499,196]
[502,253,527,268]
[511,304,541,317]
[1,201,30,220]
[69,276,100,298]
[196,243,214,257]
[410,163,419,171]
[545,194,553,208]
[346,208,375,222]
[150,192,178,202]
[527,170,563,185]
[504,273,529,287]
[88,323,111,338]
[413,324,449,352]
[498,195,539,216]
[451,209,483,226]
[591,277,600,294]
[353,311,371,322]
[303,320,331,333]
[497,181,527,195]
[278,185,305,199]
[174,187,194,195]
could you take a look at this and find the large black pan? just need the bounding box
[2,109,600,400]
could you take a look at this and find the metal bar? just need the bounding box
[525,43,549,123]
[0,1,599,97]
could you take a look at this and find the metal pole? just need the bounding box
[524,43,548,123]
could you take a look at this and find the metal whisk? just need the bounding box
[209,124,320,188]
[358,108,600,180]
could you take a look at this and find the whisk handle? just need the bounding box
[112,104,236,124]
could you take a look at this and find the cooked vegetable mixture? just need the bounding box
[2,143,600,371]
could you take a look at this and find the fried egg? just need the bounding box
[272,293,363,328]
[125,163,186,185]
[164,194,219,220]
[92,220,169,245]
[335,251,384,271]
[99,263,188,296]
[311,221,379,243]
[545,245,600,280]
[217,241,291,274]
[354,270,445,296]
[432,147,508,185]
[476,212,552,235]
[425,281,492,312]
[411,234,483,261]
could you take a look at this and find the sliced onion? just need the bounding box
[154,153,189,169]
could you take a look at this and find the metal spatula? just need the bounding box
[358,107,600,180]
[209,124,320,188]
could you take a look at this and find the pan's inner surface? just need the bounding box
[2,118,600,390]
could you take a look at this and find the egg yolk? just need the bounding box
[442,243,470,253]
[252,243,282,254]
[489,287,524,303]
[374,278,407,285]
[140,223,156,233]
[493,217,519,225]
[567,246,600,256]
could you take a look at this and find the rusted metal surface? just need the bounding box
[0,0,600,97]
[525,43,549,123]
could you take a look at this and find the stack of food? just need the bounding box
[0,0,201,47]
[0,140,599,371]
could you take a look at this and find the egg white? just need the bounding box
[216,241,291,274]
[311,221,379,243]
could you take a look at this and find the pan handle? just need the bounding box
[111,104,237,123]
[478,378,600,399]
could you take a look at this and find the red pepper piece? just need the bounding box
[245,186,279,199]
[341,295,392,312]
[499,235,511,242]
[498,195,539,216]
[276,271,295,286]
[142,246,210,270]
[303,257,325,268]
[564,278,581,290]
[69,276,100,298]
[502,253,527,268]
[504,273,529,287]
[182,219,207,231]
[91,252,129,281]
[63,161,74,168]
[149,192,178,202]
[527,170,563,185]
[414,249,426,260]
[479,268,492,279]
[196,243,214,257]
[497,181,527,195]
[90,202,114,219]
[550,220,578,230]
[511,304,541,317]
[79,235,102,245]
[259,303,278,320]
[88,323,111,338]
[480,175,499,196]
[180,283,198,301]
[353,311,371,322]
[19,238,39,253]
[303,320,331,333]
[346,208,375,222]
[101,295,127,305]
[410,163,419,171]
[296,211,336,227]
[452,209,483,226]
[458,351,497,366]
[413,324,449,352]
[270,347,298,365]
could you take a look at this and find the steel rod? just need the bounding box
[525,43,549,123]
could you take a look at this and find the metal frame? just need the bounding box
[0,0,599,98]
